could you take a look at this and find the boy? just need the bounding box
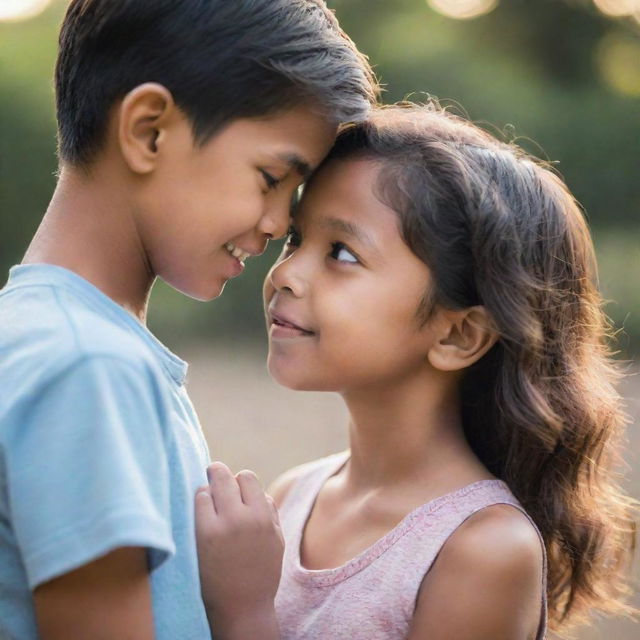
[0,1,376,638]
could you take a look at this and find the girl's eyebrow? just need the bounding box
[319,217,381,256]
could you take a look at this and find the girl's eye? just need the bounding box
[261,170,280,191]
[330,242,358,264]
[286,226,301,246]
[284,226,301,252]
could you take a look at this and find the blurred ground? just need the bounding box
[183,342,639,640]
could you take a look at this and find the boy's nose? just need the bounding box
[258,197,291,240]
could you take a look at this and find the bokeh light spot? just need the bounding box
[427,0,499,21]
[0,0,54,22]
[593,0,640,18]
[596,31,640,96]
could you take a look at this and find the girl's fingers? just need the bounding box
[235,469,267,508]
[195,487,217,537]
[266,494,281,524]
[207,462,242,513]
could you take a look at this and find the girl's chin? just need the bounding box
[267,369,303,390]
[267,361,311,391]
[267,362,340,393]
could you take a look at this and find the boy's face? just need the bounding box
[263,158,435,392]
[135,106,336,300]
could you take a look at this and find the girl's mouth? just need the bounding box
[269,310,315,337]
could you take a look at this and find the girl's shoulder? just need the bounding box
[441,503,544,586]
[408,503,545,639]
[268,450,349,509]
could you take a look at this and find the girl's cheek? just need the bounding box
[263,277,276,307]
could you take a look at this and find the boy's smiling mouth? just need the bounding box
[224,242,252,264]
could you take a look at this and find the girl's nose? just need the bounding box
[268,252,307,298]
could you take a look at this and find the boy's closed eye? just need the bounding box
[261,150,314,195]
[260,169,282,191]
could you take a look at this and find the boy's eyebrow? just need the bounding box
[276,152,312,178]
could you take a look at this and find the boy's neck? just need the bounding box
[23,165,155,324]
[340,372,490,494]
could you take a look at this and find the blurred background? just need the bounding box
[0,0,638,637]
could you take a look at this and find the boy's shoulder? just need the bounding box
[0,267,164,392]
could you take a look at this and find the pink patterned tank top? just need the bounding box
[275,451,547,639]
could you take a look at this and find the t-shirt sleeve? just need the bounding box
[6,354,176,589]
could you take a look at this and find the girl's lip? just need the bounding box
[269,323,314,340]
[268,309,315,335]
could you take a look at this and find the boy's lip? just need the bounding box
[267,306,315,335]
[224,252,245,278]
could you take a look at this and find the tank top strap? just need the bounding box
[277,451,349,547]
[406,480,548,640]
[276,456,547,640]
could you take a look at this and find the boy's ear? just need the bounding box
[427,306,498,372]
[117,83,177,174]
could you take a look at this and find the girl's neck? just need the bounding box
[340,371,490,493]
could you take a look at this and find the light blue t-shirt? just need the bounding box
[0,264,212,640]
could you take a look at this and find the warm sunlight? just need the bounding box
[593,0,640,17]
[427,0,499,20]
[0,0,54,22]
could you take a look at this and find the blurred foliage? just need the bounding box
[0,0,638,355]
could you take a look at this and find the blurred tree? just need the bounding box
[0,0,638,353]
[329,0,639,229]
[470,0,607,85]
[0,95,57,269]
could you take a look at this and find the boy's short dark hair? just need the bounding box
[56,0,378,167]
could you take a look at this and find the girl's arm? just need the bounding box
[407,505,544,640]
[195,462,284,640]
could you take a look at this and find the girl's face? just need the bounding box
[263,158,435,392]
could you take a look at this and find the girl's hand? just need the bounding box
[195,462,283,640]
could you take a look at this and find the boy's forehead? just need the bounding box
[252,106,338,166]
[200,108,335,175]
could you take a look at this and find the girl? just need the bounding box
[195,103,636,640]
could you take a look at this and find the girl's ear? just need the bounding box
[117,82,176,174]
[427,306,498,372]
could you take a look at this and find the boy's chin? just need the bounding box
[160,275,226,302]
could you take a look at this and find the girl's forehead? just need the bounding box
[300,157,383,211]
[294,167,407,252]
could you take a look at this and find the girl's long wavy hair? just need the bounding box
[325,103,637,632]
